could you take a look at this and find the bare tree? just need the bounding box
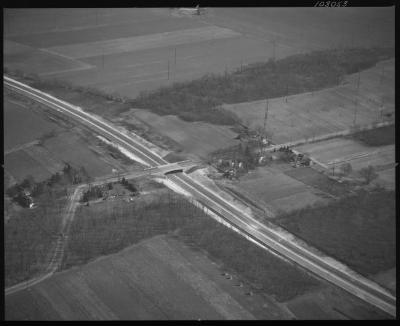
[340,163,353,176]
[359,165,378,184]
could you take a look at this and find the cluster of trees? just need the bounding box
[120,177,138,194]
[359,165,378,184]
[130,47,393,125]
[80,185,105,203]
[6,164,91,207]
[277,188,395,276]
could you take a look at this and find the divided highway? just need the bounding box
[4,76,396,317]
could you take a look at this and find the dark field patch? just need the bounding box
[284,167,351,197]
[276,189,396,276]
[349,124,395,147]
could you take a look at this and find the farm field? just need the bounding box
[284,167,352,197]
[276,189,396,277]
[233,165,329,214]
[296,139,395,170]
[3,91,135,184]
[295,138,395,189]
[4,8,394,98]
[130,109,239,159]
[40,130,119,178]
[223,59,395,144]
[5,235,289,320]
[371,268,396,295]
[4,95,62,151]
[5,150,54,183]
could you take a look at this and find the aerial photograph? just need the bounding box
[3,4,396,320]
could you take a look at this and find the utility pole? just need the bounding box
[263,98,269,133]
[272,37,276,61]
[285,84,289,102]
[380,66,385,84]
[174,47,177,81]
[174,47,177,66]
[353,98,358,126]
[357,71,361,90]
[167,60,170,80]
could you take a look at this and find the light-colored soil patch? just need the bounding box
[45,26,241,59]
[296,139,395,171]
[5,235,289,320]
[223,59,395,144]
[131,109,239,159]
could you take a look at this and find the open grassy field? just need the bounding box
[40,130,117,178]
[232,165,329,214]
[131,109,239,159]
[6,235,292,320]
[5,150,54,183]
[4,8,394,98]
[223,58,395,144]
[4,95,62,151]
